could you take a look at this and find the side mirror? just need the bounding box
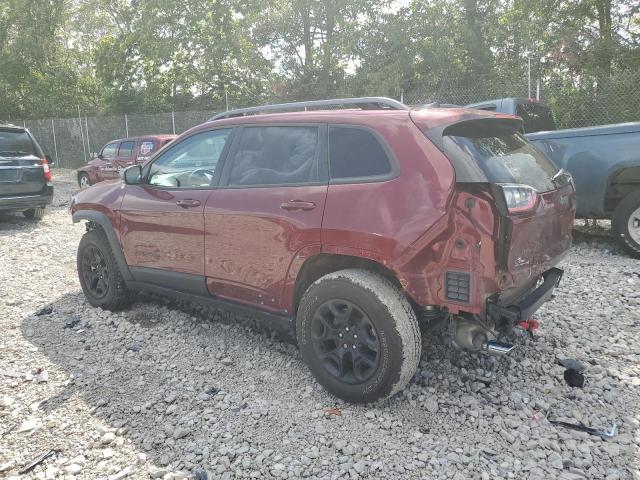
[122,165,142,185]
[45,154,54,166]
[97,153,104,160]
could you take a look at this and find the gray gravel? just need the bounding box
[1,169,639,479]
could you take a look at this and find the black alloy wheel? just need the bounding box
[310,299,381,384]
[81,245,110,299]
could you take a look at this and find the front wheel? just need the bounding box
[23,208,45,220]
[79,173,91,189]
[77,229,133,310]
[612,191,640,259]
[296,269,421,403]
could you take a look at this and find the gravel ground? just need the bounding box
[1,169,639,480]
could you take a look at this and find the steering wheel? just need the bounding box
[187,168,215,186]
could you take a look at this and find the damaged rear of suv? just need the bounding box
[71,98,575,403]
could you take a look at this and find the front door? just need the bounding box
[96,141,118,181]
[204,124,328,312]
[119,128,233,290]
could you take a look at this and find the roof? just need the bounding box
[192,106,520,135]
[0,123,25,131]
[106,134,177,144]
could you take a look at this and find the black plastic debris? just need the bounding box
[564,369,585,387]
[549,419,618,438]
[558,358,586,387]
[35,306,53,316]
[63,316,81,329]
[19,449,58,474]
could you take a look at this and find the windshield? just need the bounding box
[443,132,559,192]
[0,129,39,157]
[516,103,556,133]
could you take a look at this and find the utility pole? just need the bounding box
[78,105,87,163]
[527,56,532,99]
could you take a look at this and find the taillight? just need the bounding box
[500,184,538,213]
[41,158,52,182]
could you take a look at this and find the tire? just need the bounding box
[77,229,133,310]
[79,173,91,189]
[612,190,640,259]
[296,269,421,403]
[23,208,45,220]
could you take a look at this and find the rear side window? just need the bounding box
[329,126,392,180]
[516,103,556,133]
[0,129,39,157]
[444,132,559,192]
[119,141,135,158]
[226,126,320,186]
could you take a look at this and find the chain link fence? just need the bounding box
[12,72,640,169]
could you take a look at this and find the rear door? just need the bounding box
[204,124,328,312]
[0,128,46,196]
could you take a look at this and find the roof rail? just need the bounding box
[209,97,409,121]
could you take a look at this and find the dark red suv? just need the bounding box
[71,98,576,402]
[76,134,175,188]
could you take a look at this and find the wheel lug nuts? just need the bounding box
[345,327,349,331]
[353,334,358,339]
[343,344,348,349]
[352,345,356,349]
[338,333,342,337]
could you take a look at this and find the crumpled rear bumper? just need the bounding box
[487,267,563,332]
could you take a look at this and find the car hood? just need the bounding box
[70,179,124,217]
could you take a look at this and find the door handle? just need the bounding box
[176,199,201,208]
[280,200,316,211]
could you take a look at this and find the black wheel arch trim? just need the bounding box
[72,210,134,281]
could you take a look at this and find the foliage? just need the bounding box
[0,0,638,121]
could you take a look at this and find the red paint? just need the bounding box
[204,185,327,312]
[71,107,575,323]
[76,135,176,186]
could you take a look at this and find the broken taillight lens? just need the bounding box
[41,158,52,182]
[500,184,538,213]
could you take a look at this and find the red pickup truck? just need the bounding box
[77,135,175,188]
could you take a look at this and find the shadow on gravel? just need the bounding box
[21,290,474,475]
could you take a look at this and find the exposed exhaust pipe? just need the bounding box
[484,341,515,356]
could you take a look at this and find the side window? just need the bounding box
[329,126,392,180]
[101,142,118,159]
[147,129,231,188]
[118,141,136,158]
[226,126,319,186]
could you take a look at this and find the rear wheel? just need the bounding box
[296,269,421,403]
[77,229,133,310]
[23,208,45,220]
[79,173,91,189]
[612,191,640,259]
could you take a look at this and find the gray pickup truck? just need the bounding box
[466,98,640,258]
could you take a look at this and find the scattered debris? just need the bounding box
[532,410,546,422]
[35,305,53,316]
[19,449,58,474]
[323,406,343,417]
[549,419,618,438]
[64,316,81,329]
[558,358,586,371]
[559,358,586,387]
[564,369,585,387]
